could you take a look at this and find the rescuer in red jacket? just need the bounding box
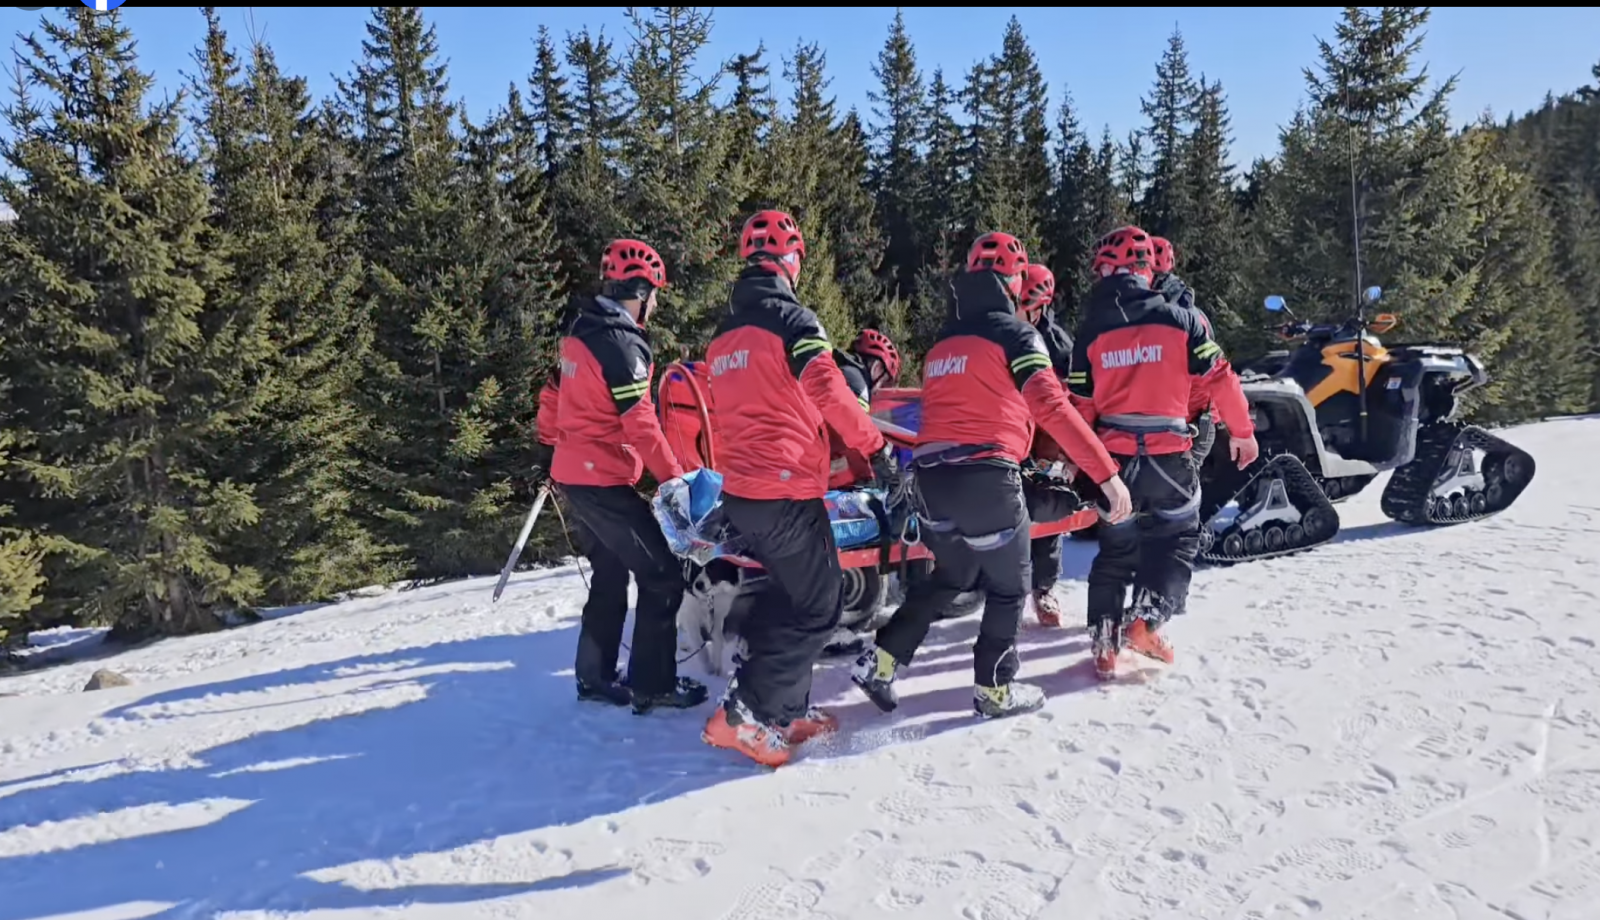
[547,239,709,715]
[1015,263,1082,629]
[827,328,902,489]
[851,232,1132,721]
[1150,236,1218,468]
[1068,226,1260,680]
[700,210,892,768]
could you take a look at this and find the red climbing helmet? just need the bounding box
[853,328,901,383]
[966,232,1029,298]
[1090,225,1155,283]
[600,238,668,289]
[1150,236,1175,274]
[739,210,806,270]
[1018,264,1056,322]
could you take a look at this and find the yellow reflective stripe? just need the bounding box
[791,337,829,358]
[1194,341,1222,359]
[1067,372,1088,383]
[1010,352,1050,374]
[857,395,871,411]
[610,381,649,400]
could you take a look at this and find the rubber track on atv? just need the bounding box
[1199,453,1341,565]
[1378,422,1536,526]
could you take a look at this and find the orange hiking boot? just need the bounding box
[1125,618,1175,665]
[702,697,792,768]
[1091,620,1120,680]
[782,705,840,746]
[1033,589,1063,627]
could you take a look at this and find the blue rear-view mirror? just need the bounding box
[1264,295,1287,313]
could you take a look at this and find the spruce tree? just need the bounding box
[556,27,627,282]
[1251,7,1563,421]
[339,7,522,579]
[618,7,740,352]
[192,10,396,604]
[1087,128,1134,241]
[1452,126,1590,419]
[0,375,45,641]
[0,9,261,637]
[1045,91,1097,321]
[1548,180,1600,405]
[763,40,854,341]
[1117,129,1146,211]
[993,17,1053,251]
[462,97,571,560]
[1137,28,1199,237]
[826,110,887,315]
[527,25,575,183]
[1178,78,1247,336]
[867,10,925,299]
[956,60,998,244]
[1504,64,1600,406]
[911,68,962,357]
[723,44,776,215]
[1251,8,1448,325]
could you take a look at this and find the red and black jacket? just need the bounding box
[827,347,876,489]
[705,268,885,502]
[1028,309,1078,463]
[1067,273,1253,457]
[913,271,1119,485]
[1036,309,1074,380]
[1155,272,1219,424]
[548,295,684,488]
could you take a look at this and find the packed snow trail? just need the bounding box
[1,418,1597,920]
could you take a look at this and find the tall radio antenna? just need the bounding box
[1345,82,1364,316]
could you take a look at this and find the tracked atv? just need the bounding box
[1197,285,1537,565]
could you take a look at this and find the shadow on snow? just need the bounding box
[0,594,1101,918]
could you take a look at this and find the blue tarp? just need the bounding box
[653,468,889,565]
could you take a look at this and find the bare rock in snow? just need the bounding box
[82,669,131,691]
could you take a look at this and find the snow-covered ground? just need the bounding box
[1,418,1595,920]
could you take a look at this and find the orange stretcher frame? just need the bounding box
[655,364,1099,572]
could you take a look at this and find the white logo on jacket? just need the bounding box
[1099,344,1163,369]
[710,350,749,376]
[924,355,968,378]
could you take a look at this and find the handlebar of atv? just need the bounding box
[1276,318,1360,340]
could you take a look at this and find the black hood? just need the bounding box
[1087,272,1164,313]
[729,265,800,312]
[835,344,866,374]
[948,270,1017,321]
[568,294,642,340]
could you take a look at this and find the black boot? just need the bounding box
[631,676,710,715]
[577,678,632,707]
[577,665,630,706]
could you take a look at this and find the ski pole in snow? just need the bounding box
[492,482,552,603]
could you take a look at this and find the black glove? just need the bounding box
[869,443,898,490]
[531,442,555,482]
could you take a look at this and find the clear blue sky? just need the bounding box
[1,6,1597,166]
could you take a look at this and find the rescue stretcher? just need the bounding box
[652,361,1100,676]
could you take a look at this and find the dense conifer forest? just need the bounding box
[1,6,1596,648]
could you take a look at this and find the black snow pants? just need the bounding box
[561,483,686,696]
[1024,473,1081,592]
[720,494,843,726]
[875,462,1031,688]
[1085,450,1202,629]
